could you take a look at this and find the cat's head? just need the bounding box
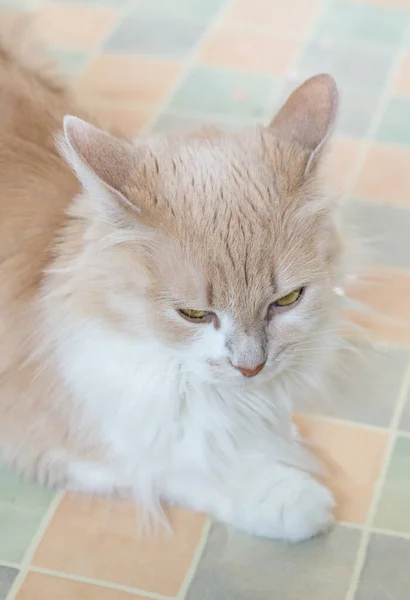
[59,74,342,386]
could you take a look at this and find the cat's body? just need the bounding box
[0,10,344,541]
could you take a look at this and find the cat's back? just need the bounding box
[0,9,79,305]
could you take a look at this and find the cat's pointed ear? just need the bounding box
[269,74,338,172]
[59,116,140,220]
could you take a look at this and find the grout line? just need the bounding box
[344,357,410,600]
[140,0,234,135]
[176,517,212,600]
[5,491,64,600]
[28,566,174,600]
[0,562,20,570]
[337,520,410,542]
[337,521,363,530]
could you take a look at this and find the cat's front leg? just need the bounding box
[164,458,334,542]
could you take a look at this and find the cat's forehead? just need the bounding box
[130,127,310,227]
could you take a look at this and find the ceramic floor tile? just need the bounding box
[77,54,182,105]
[399,388,410,432]
[168,66,278,120]
[394,52,410,95]
[186,523,360,600]
[33,495,206,596]
[50,48,89,75]
[83,98,153,137]
[337,86,382,136]
[104,14,206,58]
[345,268,410,345]
[295,417,387,523]
[353,142,410,205]
[126,0,226,20]
[16,573,148,600]
[325,137,364,192]
[314,1,409,46]
[151,113,246,133]
[37,4,119,51]
[374,435,410,533]
[0,566,19,600]
[0,470,55,563]
[343,199,410,269]
[316,344,410,427]
[353,0,410,8]
[376,96,410,145]
[355,534,410,600]
[297,40,395,90]
[224,0,322,40]
[200,27,301,76]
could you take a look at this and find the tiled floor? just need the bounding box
[0,0,410,598]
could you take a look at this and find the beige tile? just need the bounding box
[200,27,301,75]
[353,142,410,205]
[394,53,410,96]
[82,97,153,137]
[345,0,410,8]
[38,4,118,50]
[295,415,387,523]
[77,54,182,105]
[32,495,206,596]
[16,572,147,600]
[345,268,410,345]
[224,0,322,39]
[324,137,363,193]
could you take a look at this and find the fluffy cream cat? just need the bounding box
[0,10,345,541]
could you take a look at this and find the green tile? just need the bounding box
[104,14,206,58]
[187,523,360,600]
[317,345,410,427]
[355,534,410,600]
[374,436,410,533]
[376,97,410,145]
[129,0,225,20]
[168,67,278,120]
[297,41,395,90]
[337,86,381,137]
[0,566,18,600]
[0,470,55,562]
[315,1,409,46]
[0,0,29,7]
[343,200,410,270]
[50,48,89,75]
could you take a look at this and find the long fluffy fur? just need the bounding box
[0,10,350,541]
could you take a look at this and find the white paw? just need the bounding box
[233,467,335,542]
[277,476,335,542]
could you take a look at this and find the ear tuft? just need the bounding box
[269,74,338,168]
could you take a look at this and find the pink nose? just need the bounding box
[235,362,265,378]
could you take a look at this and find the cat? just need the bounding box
[0,9,345,542]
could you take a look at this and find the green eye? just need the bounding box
[179,309,209,320]
[274,288,303,307]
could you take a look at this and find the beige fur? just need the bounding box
[0,9,101,480]
[0,10,344,540]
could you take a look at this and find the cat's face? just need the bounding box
[60,74,341,386]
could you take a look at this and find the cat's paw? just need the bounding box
[234,468,335,542]
[276,475,335,542]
